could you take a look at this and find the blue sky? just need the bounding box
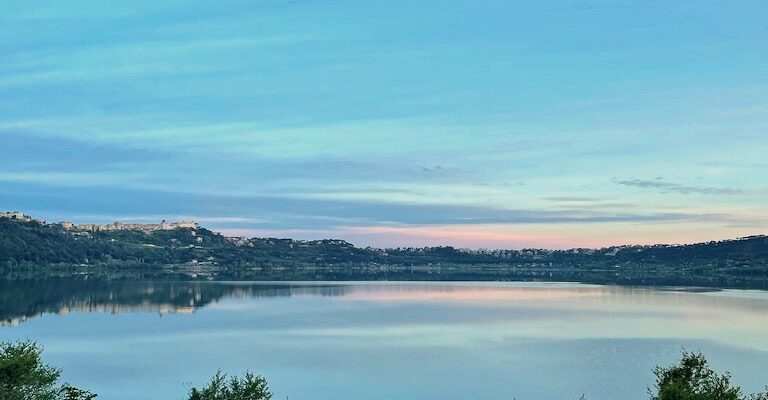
[1,0,766,248]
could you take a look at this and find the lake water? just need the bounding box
[1,280,767,400]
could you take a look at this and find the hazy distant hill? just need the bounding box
[1,218,767,287]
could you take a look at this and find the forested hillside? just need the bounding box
[1,218,767,286]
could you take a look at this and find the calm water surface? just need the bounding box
[1,280,767,400]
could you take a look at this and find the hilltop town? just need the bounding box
[0,211,198,233]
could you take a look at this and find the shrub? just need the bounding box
[650,350,767,400]
[188,371,272,400]
[0,341,96,400]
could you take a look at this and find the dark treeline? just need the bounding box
[2,219,768,288]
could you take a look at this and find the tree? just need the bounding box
[749,391,768,400]
[188,371,272,400]
[60,385,98,400]
[650,350,767,400]
[0,341,96,400]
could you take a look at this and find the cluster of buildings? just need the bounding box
[1,211,198,232]
[75,220,199,232]
[0,211,44,224]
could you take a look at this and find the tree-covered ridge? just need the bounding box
[1,218,767,286]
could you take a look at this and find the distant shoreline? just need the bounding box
[1,217,767,290]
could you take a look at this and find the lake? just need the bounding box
[1,280,767,400]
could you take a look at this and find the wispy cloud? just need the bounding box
[542,196,603,202]
[616,179,748,195]
[0,180,738,230]
[0,131,164,172]
[0,35,316,88]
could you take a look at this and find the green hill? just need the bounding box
[1,218,767,287]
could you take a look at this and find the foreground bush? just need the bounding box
[0,341,96,400]
[2,341,766,399]
[650,350,767,400]
[187,371,272,400]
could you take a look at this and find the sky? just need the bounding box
[1,0,767,249]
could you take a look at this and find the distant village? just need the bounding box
[0,211,198,233]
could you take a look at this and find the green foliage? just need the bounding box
[188,371,271,400]
[0,341,96,400]
[1,340,767,400]
[650,351,768,400]
[0,341,59,400]
[749,390,768,400]
[60,385,98,400]
[2,219,767,277]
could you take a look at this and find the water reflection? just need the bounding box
[0,279,349,326]
[4,279,768,328]
[1,280,767,400]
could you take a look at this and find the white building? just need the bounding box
[174,220,200,229]
[59,221,75,230]
[0,211,32,222]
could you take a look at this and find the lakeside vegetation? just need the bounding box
[1,341,765,400]
[0,341,268,400]
[2,218,768,288]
